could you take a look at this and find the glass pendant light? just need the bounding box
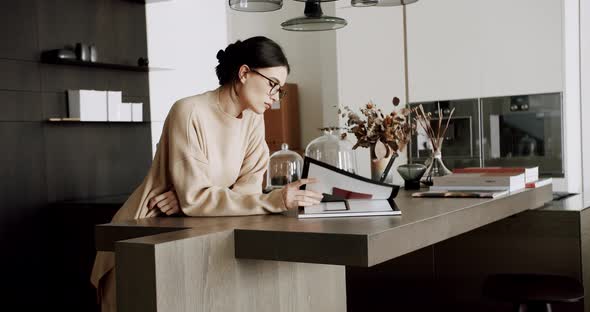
[229,0,283,12]
[351,0,418,7]
[281,1,347,32]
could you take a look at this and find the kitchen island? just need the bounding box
[96,185,553,311]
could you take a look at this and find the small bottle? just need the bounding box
[75,43,89,62]
[89,44,97,62]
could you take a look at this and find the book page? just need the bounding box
[304,161,394,200]
[346,199,393,212]
[304,200,393,214]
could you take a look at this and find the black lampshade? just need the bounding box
[281,2,347,31]
[229,0,283,12]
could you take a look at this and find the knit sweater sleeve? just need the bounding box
[164,100,286,216]
[230,114,272,194]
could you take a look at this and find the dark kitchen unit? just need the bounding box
[409,92,563,178]
[481,92,563,177]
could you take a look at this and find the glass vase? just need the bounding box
[369,143,397,184]
[422,147,451,186]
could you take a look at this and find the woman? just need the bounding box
[91,36,323,312]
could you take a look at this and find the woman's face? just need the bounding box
[238,65,288,114]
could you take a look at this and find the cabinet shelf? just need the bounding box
[46,118,149,124]
[40,58,170,72]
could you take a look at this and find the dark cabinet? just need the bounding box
[264,83,301,153]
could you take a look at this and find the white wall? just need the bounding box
[560,0,583,194]
[227,1,340,148]
[580,0,590,204]
[335,3,408,183]
[146,0,228,155]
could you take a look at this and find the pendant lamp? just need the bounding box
[281,1,347,31]
[229,0,283,12]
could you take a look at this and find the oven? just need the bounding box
[480,92,563,177]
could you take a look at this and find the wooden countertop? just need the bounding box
[96,185,552,267]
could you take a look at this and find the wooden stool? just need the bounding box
[483,274,584,312]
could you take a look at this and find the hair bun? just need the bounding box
[216,49,226,62]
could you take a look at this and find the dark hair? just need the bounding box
[215,36,290,86]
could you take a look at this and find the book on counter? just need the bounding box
[453,166,539,183]
[298,157,401,219]
[430,172,526,192]
[525,178,553,188]
[412,189,509,199]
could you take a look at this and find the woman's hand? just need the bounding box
[282,178,324,210]
[148,189,181,216]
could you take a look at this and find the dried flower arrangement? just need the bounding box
[340,97,415,160]
[411,104,455,153]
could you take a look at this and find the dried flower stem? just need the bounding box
[412,104,455,153]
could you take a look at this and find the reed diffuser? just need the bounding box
[412,103,455,185]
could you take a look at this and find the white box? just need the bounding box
[120,103,132,121]
[68,90,107,121]
[107,91,122,121]
[131,102,143,122]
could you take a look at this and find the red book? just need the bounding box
[453,166,538,183]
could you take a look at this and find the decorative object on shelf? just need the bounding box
[89,44,97,62]
[396,163,427,189]
[137,57,149,67]
[412,103,455,185]
[75,42,90,61]
[266,143,303,191]
[229,0,283,12]
[229,0,418,31]
[305,127,358,174]
[107,91,122,121]
[40,49,76,61]
[47,117,81,122]
[40,57,168,72]
[120,103,133,121]
[68,89,108,121]
[130,102,144,122]
[341,97,414,183]
[281,1,347,32]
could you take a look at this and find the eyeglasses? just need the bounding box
[250,70,287,99]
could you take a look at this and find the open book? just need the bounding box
[299,157,401,219]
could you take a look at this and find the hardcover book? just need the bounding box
[453,166,539,183]
[412,189,509,199]
[430,172,526,192]
[299,157,401,219]
[525,178,553,188]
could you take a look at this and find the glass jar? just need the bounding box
[266,143,303,191]
[305,127,358,174]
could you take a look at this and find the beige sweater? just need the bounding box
[90,88,286,289]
